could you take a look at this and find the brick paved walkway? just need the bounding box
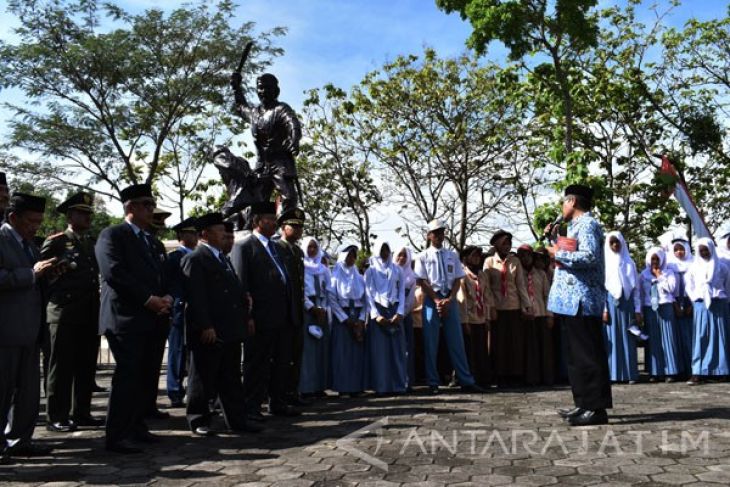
[3,370,730,486]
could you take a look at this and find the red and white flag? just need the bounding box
[658,155,712,240]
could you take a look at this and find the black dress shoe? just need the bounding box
[6,442,53,456]
[232,421,264,433]
[72,415,105,427]
[460,384,487,393]
[557,407,585,419]
[568,409,609,426]
[92,383,108,393]
[286,395,313,407]
[247,411,266,422]
[145,409,170,420]
[169,399,185,408]
[192,425,214,436]
[46,421,77,433]
[428,385,440,395]
[133,431,161,443]
[269,405,302,417]
[106,440,143,454]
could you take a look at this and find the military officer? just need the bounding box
[41,192,104,432]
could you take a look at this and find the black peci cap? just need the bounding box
[249,201,277,216]
[9,192,46,213]
[172,217,197,232]
[120,184,153,203]
[194,212,225,231]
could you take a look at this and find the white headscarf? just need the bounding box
[604,231,637,300]
[366,240,401,307]
[667,239,693,274]
[691,237,721,307]
[718,233,730,262]
[332,244,365,300]
[300,236,328,297]
[395,245,417,290]
[641,246,666,280]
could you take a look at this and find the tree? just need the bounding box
[0,0,284,207]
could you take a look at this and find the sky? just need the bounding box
[0,0,728,249]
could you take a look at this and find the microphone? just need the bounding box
[544,215,564,242]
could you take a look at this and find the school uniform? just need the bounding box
[667,240,695,373]
[457,264,492,386]
[524,267,555,386]
[397,247,418,389]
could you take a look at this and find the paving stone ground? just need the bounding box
[3,368,730,486]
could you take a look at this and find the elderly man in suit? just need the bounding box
[0,192,56,460]
[182,212,262,436]
[95,184,172,454]
[231,202,300,422]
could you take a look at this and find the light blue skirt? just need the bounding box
[644,303,683,376]
[330,308,366,393]
[366,303,408,393]
[298,307,331,394]
[603,293,639,382]
[691,299,730,376]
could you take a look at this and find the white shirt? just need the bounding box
[413,246,465,294]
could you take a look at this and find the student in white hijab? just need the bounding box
[685,238,730,385]
[667,238,694,372]
[395,246,417,389]
[602,231,642,384]
[638,247,683,382]
[328,244,368,395]
[364,240,407,394]
[298,237,331,397]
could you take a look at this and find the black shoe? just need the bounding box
[46,421,77,433]
[192,425,214,437]
[568,409,608,426]
[145,409,170,420]
[286,395,313,407]
[232,421,264,433]
[106,440,143,454]
[428,385,440,395]
[132,431,161,443]
[247,411,266,423]
[460,384,486,393]
[72,415,105,427]
[270,405,302,417]
[92,383,108,393]
[6,442,53,456]
[169,399,185,408]
[557,407,585,419]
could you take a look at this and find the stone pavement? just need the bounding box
[3,370,730,486]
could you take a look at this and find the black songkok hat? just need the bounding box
[9,192,46,213]
[564,184,594,201]
[0,172,7,186]
[489,229,513,246]
[56,192,93,214]
[249,201,277,216]
[172,217,197,232]
[194,212,225,231]
[120,184,153,203]
[277,207,305,226]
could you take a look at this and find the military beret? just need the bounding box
[277,207,305,226]
[56,192,93,214]
[564,184,594,201]
[8,192,46,213]
[489,229,513,246]
[195,212,225,231]
[172,217,197,232]
[120,183,153,203]
[249,201,277,216]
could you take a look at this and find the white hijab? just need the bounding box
[641,246,667,281]
[604,231,637,300]
[396,246,417,290]
[667,240,693,274]
[691,237,721,307]
[332,244,365,300]
[366,240,401,307]
[300,236,328,297]
[718,234,730,262]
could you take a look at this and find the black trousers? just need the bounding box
[186,341,247,430]
[0,345,40,447]
[559,313,613,410]
[260,173,298,213]
[243,327,294,413]
[46,321,97,422]
[287,322,304,398]
[144,322,170,414]
[105,332,153,444]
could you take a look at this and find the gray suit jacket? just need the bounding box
[0,224,44,346]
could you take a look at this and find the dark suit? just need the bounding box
[182,244,248,429]
[230,233,292,413]
[164,246,191,404]
[41,229,100,423]
[277,238,305,399]
[0,223,44,449]
[95,222,168,445]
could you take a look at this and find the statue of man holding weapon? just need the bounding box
[229,42,303,215]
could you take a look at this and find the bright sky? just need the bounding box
[0,0,727,250]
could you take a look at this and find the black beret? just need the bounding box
[120,183,153,203]
[564,184,594,201]
[9,192,46,213]
[56,192,93,214]
[277,207,305,226]
[194,212,225,231]
[172,217,197,232]
[0,172,7,186]
[489,229,513,246]
[249,201,277,216]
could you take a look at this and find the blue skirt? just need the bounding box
[330,308,366,393]
[298,307,331,394]
[691,299,730,376]
[603,293,638,382]
[403,313,415,388]
[644,303,683,376]
[675,297,694,373]
[366,303,408,393]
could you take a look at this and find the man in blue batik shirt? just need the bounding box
[546,184,611,426]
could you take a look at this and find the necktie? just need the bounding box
[651,281,660,311]
[22,240,36,264]
[218,252,231,271]
[267,240,288,283]
[437,250,449,294]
